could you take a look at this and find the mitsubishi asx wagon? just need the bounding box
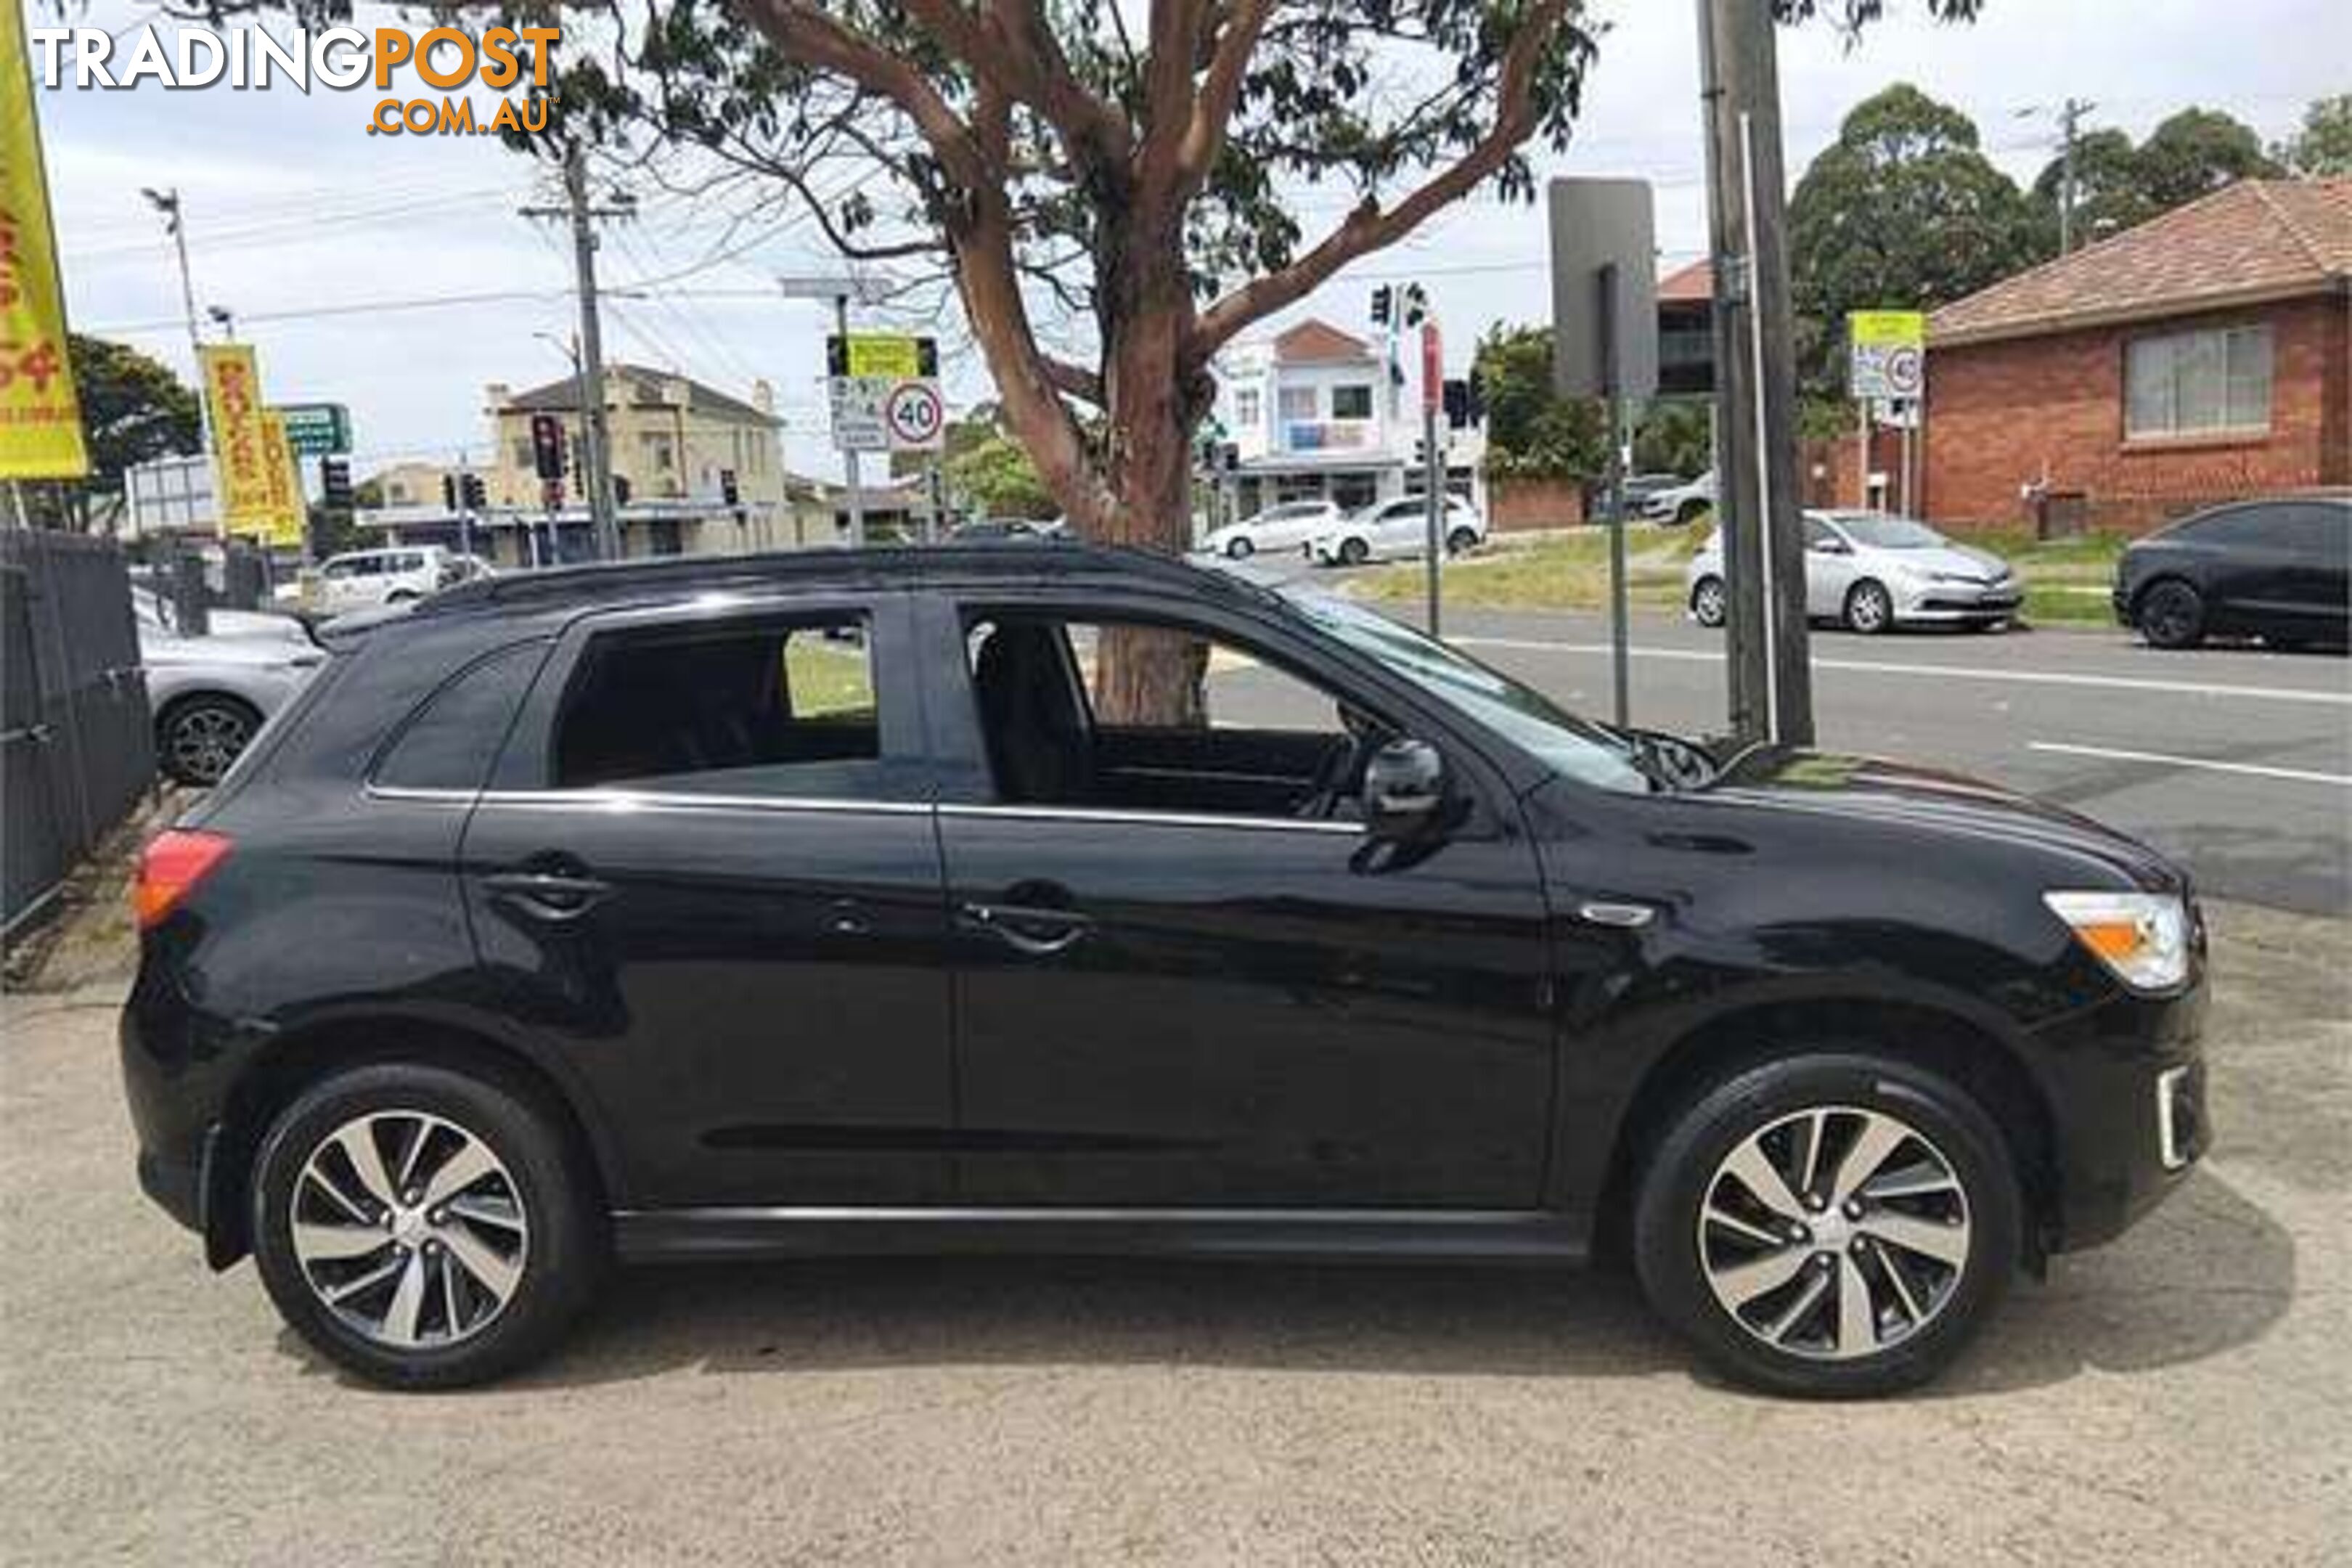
[122,544,2208,1395]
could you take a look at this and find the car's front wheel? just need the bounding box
[1690,576,1727,629]
[1843,579,1895,635]
[250,1061,605,1389]
[1633,1052,2020,1397]
[1225,535,1255,560]
[157,694,261,787]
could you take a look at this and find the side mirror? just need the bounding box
[1362,738,1447,841]
[1810,537,1851,555]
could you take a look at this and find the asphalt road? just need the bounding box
[1215,555,2351,915]
[3,902,2344,1565]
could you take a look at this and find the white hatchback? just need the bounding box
[1201,499,1343,560]
[1308,495,1488,567]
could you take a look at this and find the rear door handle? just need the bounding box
[483,870,612,921]
[960,902,1093,957]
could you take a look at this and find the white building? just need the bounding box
[1212,318,1483,523]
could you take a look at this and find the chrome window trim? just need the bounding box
[940,802,1359,836]
[363,783,930,817]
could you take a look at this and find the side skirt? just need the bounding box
[612,1206,1592,1267]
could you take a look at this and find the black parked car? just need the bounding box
[2114,496,2349,650]
[123,545,2208,1396]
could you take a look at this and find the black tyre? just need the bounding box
[386,589,420,603]
[250,1061,605,1390]
[1225,535,1255,560]
[2136,579,2206,650]
[1676,499,1710,526]
[1633,1052,2021,1398]
[157,694,261,788]
[1338,537,1371,567]
[1446,526,1480,557]
[1843,579,1895,635]
[1690,576,1728,629]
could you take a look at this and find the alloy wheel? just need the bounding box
[1695,1105,1972,1362]
[1847,582,1892,634]
[1692,578,1726,628]
[166,703,253,785]
[290,1110,531,1351]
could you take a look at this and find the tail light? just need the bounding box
[133,830,232,930]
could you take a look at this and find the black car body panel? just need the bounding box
[2114,496,2350,645]
[121,544,2206,1280]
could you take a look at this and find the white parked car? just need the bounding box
[1685,510,2022,634]
[315,546,460,615]
[140,625,324,787]
[1308,494,1488,567]
[131,584,316,650]
[1202,499,1342,560]
[1643,470,1717,525]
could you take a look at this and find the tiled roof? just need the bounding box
[1657,259,1714,305]
[1273,319,1376,364]
[1930,179,2352,347]
[499,364,778,425]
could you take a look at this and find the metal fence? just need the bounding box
[2,531,154,938]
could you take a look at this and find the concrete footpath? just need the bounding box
[1,903,2345,1566]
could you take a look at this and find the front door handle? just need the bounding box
[960,902,1093,957]
[483,870,612,921]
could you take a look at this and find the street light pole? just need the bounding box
[142,187,211,459]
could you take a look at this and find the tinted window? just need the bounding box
[375,641,550,791]
[551,614,879,795]
[2179,505,2317,552]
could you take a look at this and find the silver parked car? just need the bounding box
[1308,494,1488,566]
[1201,499,1343,560]
[1686,510,2022,634]
[139,618,324,786]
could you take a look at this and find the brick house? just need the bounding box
[1923,179,2350,536]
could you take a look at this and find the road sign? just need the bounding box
[828,377,891,452]
[277,401,351,456]
[826,333,939,379]
[1547,177,1659,402]
[1849,311,1927,401]
[883,380,944,451]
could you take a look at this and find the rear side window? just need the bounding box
[550,614,879,795]
[374,641,550,792]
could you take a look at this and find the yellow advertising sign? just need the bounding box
[0,0,90,479]
[253,409,306,549]
[1848,311,1927,349]
[201,344,275,532]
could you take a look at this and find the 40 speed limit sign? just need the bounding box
[883,380,945,452]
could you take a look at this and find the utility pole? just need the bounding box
[1695,0,1813,748]
[2057,97,2094,256]
[835,293,866,547]
[522,142,629,560]
[141,187,211,459]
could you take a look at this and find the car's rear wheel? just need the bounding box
[2137,580,2206,650]
[1691,576,1728,629]
[1634,1052,2020,1397]
[1446,526,1480,557]
[1338,537,1371,567]
[1843,579,1895,635]
[157,694,261,787]
[250,1061,604,1389]
[1225,535,1255,560]
[1675,499,1709,526]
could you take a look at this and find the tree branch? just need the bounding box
[1188,0,1572,359]
[736,0,987,190]
[1175,0,1275,193]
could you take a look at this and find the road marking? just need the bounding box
[2027,742,2352,788]
[1453,637,2352,708]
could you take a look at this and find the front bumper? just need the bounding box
[2033,974,2209,1254]
[1892,579,2023,624]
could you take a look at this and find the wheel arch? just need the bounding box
[155,686,264,732]
[203,1013,616,1270]
[1589,995,2059,1268]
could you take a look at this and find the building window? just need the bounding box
[1330,384,1373,420]
[1331,474,1378,510]
[2126,324,2272,438]
[1234,388,1262,428]
[1277,385,1318,422]
[512,438,533,470]
[641,433,677,473]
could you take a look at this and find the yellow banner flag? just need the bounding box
[0,0,90,480]
[201,343,274,531]
[253,409,306,549]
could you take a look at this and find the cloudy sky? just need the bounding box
[35,0,2346,483]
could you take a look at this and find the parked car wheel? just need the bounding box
[1843,580,1895,636]
[1225,535,1255,560]
[2136,579,2207,650]
[1691,576,1728,629]
[249,1061,605,1390]
[1633,1052,2021,1398]
[1338,537,1371,567]
[1446,526,1480,557]
[1675,499,1710,526]
[156,694,261,788]
[385,589,420,604]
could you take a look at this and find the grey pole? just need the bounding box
[143,189,213,463]
[1598,263,1630,729]
[563,144,621,561]
[1422,401,1443,638]
[836,293,867,548]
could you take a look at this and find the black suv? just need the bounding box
[123,545,2208,1395]
[2115,496,2349,650]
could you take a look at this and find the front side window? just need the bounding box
[2126,324,2272,438]
[551,614,879,796]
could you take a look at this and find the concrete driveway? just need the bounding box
[1,901,2344,1564]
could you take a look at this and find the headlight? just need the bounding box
[2042,890,2190,992]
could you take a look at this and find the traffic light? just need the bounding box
[529,412,565,481]
[460,473,487,512]
[441,473,458,512]
[1402,283,1429,328]
[613,473,632,507]
[719,468,740,507]
[319,456,352,510]
[1370,285,1393,327]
